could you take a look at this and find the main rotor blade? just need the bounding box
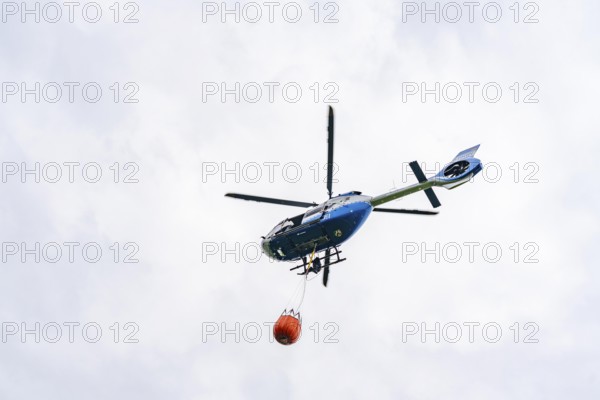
[326,106,334,199]
[323,248,331,287]
[372,207,439,215]
[225,193,316,208]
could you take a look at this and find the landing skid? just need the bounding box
[290,246,346,275]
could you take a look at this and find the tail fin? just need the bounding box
[432,144,482,189]
[450,144,480,162]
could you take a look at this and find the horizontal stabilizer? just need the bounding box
[424,188,441,208]
[409,161,441,208]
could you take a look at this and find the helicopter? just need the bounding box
[226,107,483,287]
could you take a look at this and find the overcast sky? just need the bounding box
[0,0,599,398]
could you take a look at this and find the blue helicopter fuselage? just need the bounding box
[261,192,372,261]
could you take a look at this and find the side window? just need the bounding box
[302,206,325,224]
